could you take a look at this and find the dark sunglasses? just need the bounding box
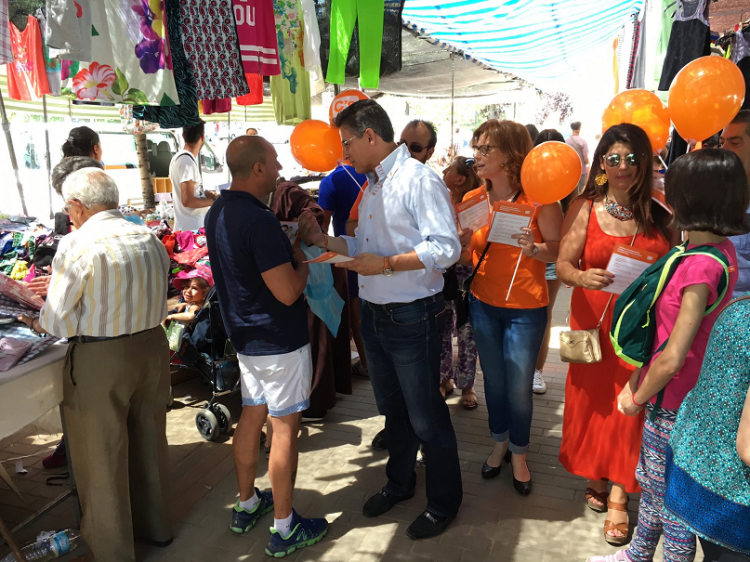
[603,153,637,168]
[399,140,434,154]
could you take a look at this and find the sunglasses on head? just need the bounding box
[603,153,637,168]
[399,140,434,154]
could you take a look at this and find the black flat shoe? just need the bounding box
[363,488,414,517]
[371,429,388,451]
[481,460,502,479]
[510,456,532,496]
[406,510,455,540]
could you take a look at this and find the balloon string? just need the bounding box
[505,204,540,302]
[658,155,668,170]
[337,160,365,191]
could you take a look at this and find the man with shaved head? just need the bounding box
[204,136,329,556]
[399,119,438,164]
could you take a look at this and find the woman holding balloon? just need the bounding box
[461,120,564,495]
[557,124,673,546]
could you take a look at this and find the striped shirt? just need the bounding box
[39,210,170,338]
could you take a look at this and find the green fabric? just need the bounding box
[272,0,311,125]
[654,0,673,82]
[326,0,385,89]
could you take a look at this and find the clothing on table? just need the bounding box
[179,0,249,100]
[440,263,477,390]
[132,0,201,128]
[317,165,366,237]
[200,99,232,115]
[204,190,309,357]
[665,298,750,556]
[45,0,92,61]
[559,202,670,493]
[38,210,170,338]
[62,328,173,562]
[270,0,311,125]
[236,73,264,105]
[625,405,696,562]
[638,239,738,408]
[169,151,208,232]
[34,8,61,95]
[730,209,750,298]
[8,16,51,101]
[658,0,711,91]
[340,144,460,305]
[326,0,385,89]
[0,0,11,64]
[232,0,280,76]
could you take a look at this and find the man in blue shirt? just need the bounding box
[205,136,328,557]
[298,100,463,540]
[720,110,750,298]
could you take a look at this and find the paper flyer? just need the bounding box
[456,192,490,232]
[651,178,673,215]
[304,252,354,264]
[486,201,535,247]
[602,243,659,295]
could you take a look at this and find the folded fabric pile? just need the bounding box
[0,287,60,372]
[157,228,211,298]
[0,219,56,281]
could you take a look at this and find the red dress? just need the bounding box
[558,203,670,493]
[7,16,50,101]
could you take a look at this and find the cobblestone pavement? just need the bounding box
[1,287,682,561]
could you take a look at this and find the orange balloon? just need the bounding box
[668,56,746,141]
[521,142,582,205]
[329,89,370,124]
[602,89,670,151]
[290,120,343,173]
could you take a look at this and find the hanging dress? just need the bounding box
[658,0,711,91]
[270,0,311,125]
[559,202,670,493]
[8,16,51,101]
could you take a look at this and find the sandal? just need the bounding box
[603,498,630,546]
[585,487,609,513]
[461,388,478,410]
[439,380,455,399]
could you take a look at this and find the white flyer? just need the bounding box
[304,252,354,264]
[455,192,490,232]
[602,243,659,295]
[486,201,535,247]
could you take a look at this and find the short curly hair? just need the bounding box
[471,120,533,193]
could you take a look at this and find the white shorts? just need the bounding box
[238,344,312,417]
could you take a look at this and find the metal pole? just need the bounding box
[227,110,231,182]
[43,95,53,219]
[68,99,73,120]
[0,89,28,216]
[450,52,455,159]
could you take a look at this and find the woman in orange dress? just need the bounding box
[556,124,673,546]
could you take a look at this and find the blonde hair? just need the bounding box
[471,120,533,192]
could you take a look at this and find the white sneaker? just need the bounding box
[532,370,547,394]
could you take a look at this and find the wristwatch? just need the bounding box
[383,256,394,277]
[530,245,539,257]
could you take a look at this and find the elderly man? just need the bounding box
[20,167,172,562]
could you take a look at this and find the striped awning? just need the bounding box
[402,0,645,87]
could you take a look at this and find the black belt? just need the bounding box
[69,328,151,344]
[366,293,443,313]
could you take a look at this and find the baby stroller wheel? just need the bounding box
[195,409,220,441]
[212,403,232,434]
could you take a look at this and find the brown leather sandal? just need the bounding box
[585,487,609,513]
[603,498,630,546]
[461,388,478,409]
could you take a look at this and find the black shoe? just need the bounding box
[406,510,455,540]
[371,429,388,451]
[137,537,174,548]
[481,460,502,479]
[510,455,532,496]
[363,489,414,518]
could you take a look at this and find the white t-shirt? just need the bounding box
[169,150,207,232]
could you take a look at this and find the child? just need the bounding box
[166,274,211,324]
[588,149,750,562]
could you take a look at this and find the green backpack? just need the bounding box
[610,241,731,370]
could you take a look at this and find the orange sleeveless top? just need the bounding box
[468,188,548,309]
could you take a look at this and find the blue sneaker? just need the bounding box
[230,489,274,534]
[265,509,329,558]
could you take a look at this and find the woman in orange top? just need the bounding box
[462,120,563,495]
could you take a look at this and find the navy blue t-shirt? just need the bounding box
[204,190,308,356]
[317,166,366,236]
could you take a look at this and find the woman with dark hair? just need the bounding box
[62,126,102,161]
[557,123,673,546]
[440,156,483,409]
[462,120,564,495]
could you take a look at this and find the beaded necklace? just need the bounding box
[604,195,634,221]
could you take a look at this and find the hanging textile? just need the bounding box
[653,0,673,84]
[45,0,92,62]
[201,99,232,115]
[58,0,180,105]
[627,8,646,90]
[0,0,12,64]
[132,0,200,128]
[270,0,311,125]
[658,0,711,91]
[300,0,322,77]
[232,0,280,76]
[35,8,62,96]
[8,16,51,101]
[731,29,750,110]
[237,73,264,105]
[179,0,249,100]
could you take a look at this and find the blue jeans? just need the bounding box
[360,295,463,517]
[469,294,547,453]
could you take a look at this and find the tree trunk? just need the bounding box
[135,133,155,209]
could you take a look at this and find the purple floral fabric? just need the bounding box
[440,263,477,389]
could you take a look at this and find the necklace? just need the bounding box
[604,195,634,221]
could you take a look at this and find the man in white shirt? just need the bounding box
[298,99,462,540]
[169,122,218,231]
[566,121,590,195]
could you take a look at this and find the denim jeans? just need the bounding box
[360,295,463,517]
[469,293,547,453]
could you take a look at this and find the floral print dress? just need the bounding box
[440,263,477,390]
[270,0,311,125]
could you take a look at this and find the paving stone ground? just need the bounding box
[1,287,685,561]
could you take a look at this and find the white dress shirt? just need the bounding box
[341,144,460,305]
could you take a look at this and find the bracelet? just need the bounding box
[322,233,329,249]
[632,394,644,408]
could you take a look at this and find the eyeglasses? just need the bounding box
[603,153,637,168]
[399,140,434,154]
[471,144,498,157]
[341,135,358,149]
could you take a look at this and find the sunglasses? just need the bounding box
[603,153,637,168]
[399,140,434,154]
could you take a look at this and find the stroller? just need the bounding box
[169,286,241,441]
